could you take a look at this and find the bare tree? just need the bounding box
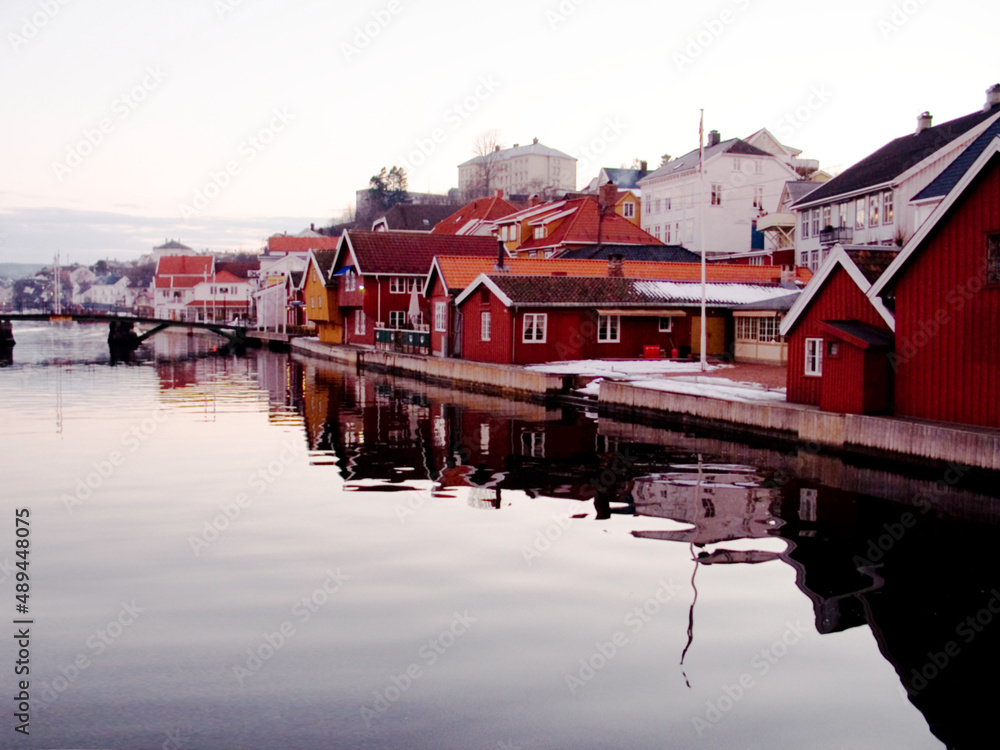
[469,129,504,199]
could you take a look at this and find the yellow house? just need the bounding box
[615,190,641,226]
[302,249,343,343]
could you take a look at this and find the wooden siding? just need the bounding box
[786,267,891,406]
[894,157,1000,427]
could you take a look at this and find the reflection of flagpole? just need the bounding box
[680,544,700,688]
[698,110,707,372]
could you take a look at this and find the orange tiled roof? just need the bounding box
[156,255,212,276]
[269,234,340,253]
[515,197,661,250]
[432,256,791,293]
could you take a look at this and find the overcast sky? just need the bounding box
[1,0,996,264]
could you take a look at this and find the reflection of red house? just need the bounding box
[868,137,1000,427]
[780,246,897,413]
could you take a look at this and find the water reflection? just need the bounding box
[286,355,1000,750]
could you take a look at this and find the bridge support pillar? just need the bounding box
[0,321,14,348]
[108,320,139,350]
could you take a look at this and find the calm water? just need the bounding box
[1,322,998,749]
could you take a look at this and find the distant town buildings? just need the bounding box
[459,139,577,200]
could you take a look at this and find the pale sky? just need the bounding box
[1,0,996,264]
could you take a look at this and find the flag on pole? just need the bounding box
[698,109,707,372]
[698,110,704,174]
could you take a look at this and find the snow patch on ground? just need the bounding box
[630,376,787,403]
[529,359,728,378]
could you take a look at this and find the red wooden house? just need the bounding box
[454,273,799,365]
[779,246,897,414]
[868,136,1000,428]
[329,230,497,347]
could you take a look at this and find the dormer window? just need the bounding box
[534,225,546,240]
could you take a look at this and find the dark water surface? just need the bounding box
[1,322,998,749]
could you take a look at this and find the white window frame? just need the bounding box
[597,314,620,343]
[869,194,880,227]
[811,208,820,236]
[480,311,491,342]
[805,338,823,377]
[839,202,850,228]
[434,302,447,332]
[753,187,765,210]
[389,310,406,328]
[883,191,894,225]
[658,317,673,332]
[522,313,547,343]
[623,202,634,218]
[801,212,809,239]
[856,201,866,230]
[355,310,366,335]
[344,270,356,292]
[711,184,722,206]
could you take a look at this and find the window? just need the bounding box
[811,249,819,270]
[711,184,722,206]
[521,431,545,458]
[988,234,1000,284]
[354,310,366,335]
[598,314,620,343]
[753,187,765,210]
[759,317,778,343]
[811,208,820,236]
[665,224,672,243]
[664,196,672,211]
[623,202,635,218]
[869,194,880,226]
[644,194,651,213]
[736,317,756,341]
[755,159,764,173]
[826,340,841,358]
[389,310,406,328]
[856,201,866,229]
[653,198,661,213]
[883,191,894,225]
[821,206,832,230]
[800,250,809,266]
[801,213,809,239]
[839,202,850,228]
[390,278,418,294]
[522,313,546,342]
[805,338,823,376]
[434,302,447,332]
[732,158,741,172]
[480,311,491,341]
[658,317,673,332]
[344,270,356,292]
[533,226,545,239]
[654,225,661,240]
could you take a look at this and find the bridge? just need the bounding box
[0,312,247,350]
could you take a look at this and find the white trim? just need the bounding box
[522,312,547,343]
[870,136,1000,299]
[779,244,896,336]
[454,273,514,308]
[804,337,823,376]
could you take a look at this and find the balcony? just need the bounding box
[819,227,853,246]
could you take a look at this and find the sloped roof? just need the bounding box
[515,198,662,251]
[641,139,773,183]
[913,121,1000,202]
[793,107,1000,207]
[821,320,895,349]
[456,274,794,309]
[844,248,899,284]
[156,255,212,276]
[212,270,245,284]
[372,203,461,231]
[785,180,822,204]
[215,261,259,280]
[430,255,795,294]
[269,233,341,253]
[154,275,204,289]
[340,230,497,276]
[306,249,338,288]
[154,240,193,251]
[431,193,525,234]
[459,140,575,166]
[559,244,698,262]
[600,167,649,190]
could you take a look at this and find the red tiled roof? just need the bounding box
[156,255,212,276]
[433,255,793,293]
[154,275,205,289]
[269,234,341,253]
[514,198,662,251]
[342,230,497,275]
[213,270,245,284]
[431,193,526,235]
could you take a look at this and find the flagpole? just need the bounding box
[699,110,707,372]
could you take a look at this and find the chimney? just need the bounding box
[640,160,647,172]
[916,111,933,134]
[533,137,539,145]
[529,194,541,206]
[495,188,503,198]
[608,254,624,278]
[707,130,721,148]
[496,238,507,271]
[986,84,1000,111]
[494,145,500,152]
[513,143,519,148]
[780,266,796,286]
[599,181,617,212]
[310,223,315,231]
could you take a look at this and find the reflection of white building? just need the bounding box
[255,253,307,332]
[631,468,782,544]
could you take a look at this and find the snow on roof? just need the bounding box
[631,280,800,306]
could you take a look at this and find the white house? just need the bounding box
[458,138,576,199]
[254,253,307,331]
[74,276,135,310]
[791,85,1000,272]
[638,130,800,259]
